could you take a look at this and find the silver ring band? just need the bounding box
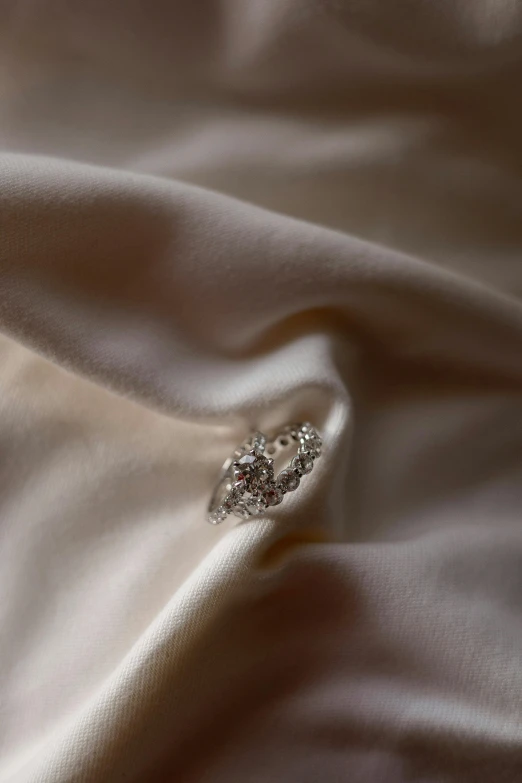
[207,423,322,524]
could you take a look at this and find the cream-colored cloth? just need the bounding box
[1,2,522,781]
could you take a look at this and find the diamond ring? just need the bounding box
[207,423,322,524]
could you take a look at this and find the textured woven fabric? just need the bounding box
[1,2,522,781]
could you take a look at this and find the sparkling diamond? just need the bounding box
[299,428,322,454]
[264,486,284,506]
[233,450,274,492]
[245,493,268,515]
[232,501,251,520]
[208,506,228,524]
[292,453,314,475]
[223,483,243,509]
[278,470,300,492]
[250,431,266,453]
[223,495,237,511]
[291,455,303,475]
[299,453,314,474]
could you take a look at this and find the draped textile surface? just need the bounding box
[1,2,522,781]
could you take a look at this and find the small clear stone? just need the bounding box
[300,429,322,453]
[299,453,314,474]
[232,501,251,520]
[251,432,266,453]
[246,494,268,515]
[223,484,243,509]
[278,470,300,492]
[292,453,314,475]
[238,454,256,466]
[292,455,304,475]
[264,487,284,506]
[209,506,228,524]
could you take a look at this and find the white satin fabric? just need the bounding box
[1,2,522,781]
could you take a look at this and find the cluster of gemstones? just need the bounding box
[208,423,322,524]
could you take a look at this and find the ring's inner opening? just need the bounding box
[265,432,299,473]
